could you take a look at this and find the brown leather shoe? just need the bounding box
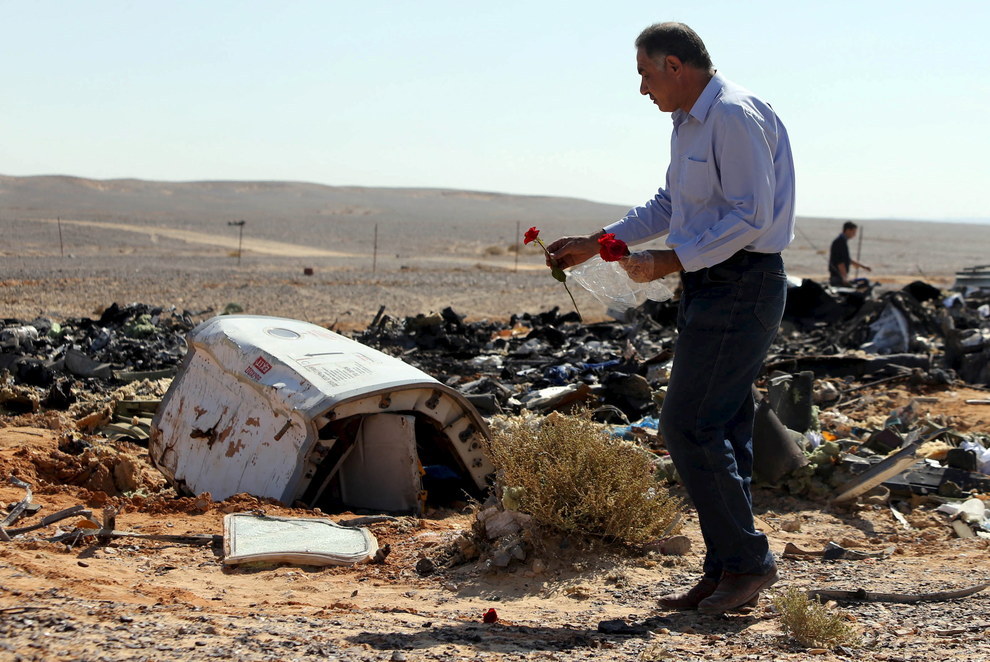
[657,577,719,610]
[697,566,779,615]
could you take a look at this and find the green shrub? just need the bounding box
[772,587,860,649]
[485,411,681,544]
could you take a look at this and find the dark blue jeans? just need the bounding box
[659,250,786,578]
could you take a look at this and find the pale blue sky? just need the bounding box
[3,1,988,221]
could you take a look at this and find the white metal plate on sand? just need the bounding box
[223,513,379,566]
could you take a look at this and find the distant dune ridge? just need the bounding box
[1,174,987,323]
[0,174,630,252]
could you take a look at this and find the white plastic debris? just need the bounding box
[0,326,39,343]
[958,328,990,349]
[960,440,990,474]
[943,293,965,308]
[937,498,987,527]
[860,302,910,354]
[958,498,987,525]
[469,355,504,369]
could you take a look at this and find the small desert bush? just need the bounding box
[482,244,506,256]
[638,641,676,661]
[772,587,860,649]
[484,410,681,544]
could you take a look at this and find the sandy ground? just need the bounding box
[1,381,989,662]
[1,210,990,660]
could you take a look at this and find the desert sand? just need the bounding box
[1,177,989,661]
[2,175,990,326]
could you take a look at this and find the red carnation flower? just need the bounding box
[482,607,499,623]
[598,233,629,262]
[522,226,581,320]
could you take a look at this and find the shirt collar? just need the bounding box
[672,72,725,127]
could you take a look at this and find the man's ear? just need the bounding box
[665,55,683,74]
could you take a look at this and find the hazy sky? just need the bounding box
[3,1,988,221]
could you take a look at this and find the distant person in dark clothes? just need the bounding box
[828,221,871,286]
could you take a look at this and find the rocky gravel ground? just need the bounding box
[2,459,989,662]
[1,252,599,331]
[2,543,989,662]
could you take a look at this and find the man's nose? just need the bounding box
[639,78,648,95]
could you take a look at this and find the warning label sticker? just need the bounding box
[302,360,374,388]
[245,356,273,381]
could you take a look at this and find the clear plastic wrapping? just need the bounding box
[567,255,673,311]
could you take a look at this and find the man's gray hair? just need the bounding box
[635,22,713,71]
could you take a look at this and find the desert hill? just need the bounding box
[2,173,988,276]
[1,174,988,324]
[0,174,631,253]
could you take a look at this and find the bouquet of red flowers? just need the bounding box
[524,227,581,320]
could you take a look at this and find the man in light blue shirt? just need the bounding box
[548,22,794,615]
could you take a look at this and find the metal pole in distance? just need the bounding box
[372,223,378,274]
[855,225,863,279]
[514,220,520,273]
[58,216,65,257]
[228,220,246,265]
[796,224,818,253]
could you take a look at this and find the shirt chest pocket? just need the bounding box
[678,158,712,203]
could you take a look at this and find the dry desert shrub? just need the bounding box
[485,410,681,544]
[772,587,860,649]
[638,641,676,661]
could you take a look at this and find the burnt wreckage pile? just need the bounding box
[0,303,192,412]
[354,277,990,515]
[2,278,990,516]
[357,279,990,419]
[356,305,670,422]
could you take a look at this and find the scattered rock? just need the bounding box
[780,518,802,532]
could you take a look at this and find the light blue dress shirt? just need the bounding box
[603,73,796,272]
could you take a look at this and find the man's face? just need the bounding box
[637,47,678,112]
[845,228,858,239]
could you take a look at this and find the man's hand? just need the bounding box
[850,260,871,273]
[619,249,682,282]
[545,232,603,270]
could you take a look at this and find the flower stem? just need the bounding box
[562,281,582,321]
[535,238,581,320]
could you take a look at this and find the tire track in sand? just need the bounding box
[39,218,361,258]
[38,218,551,271]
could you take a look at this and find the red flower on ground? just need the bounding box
[598,233,630,262]
[483,608,499,623]
[523,227,540,245]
